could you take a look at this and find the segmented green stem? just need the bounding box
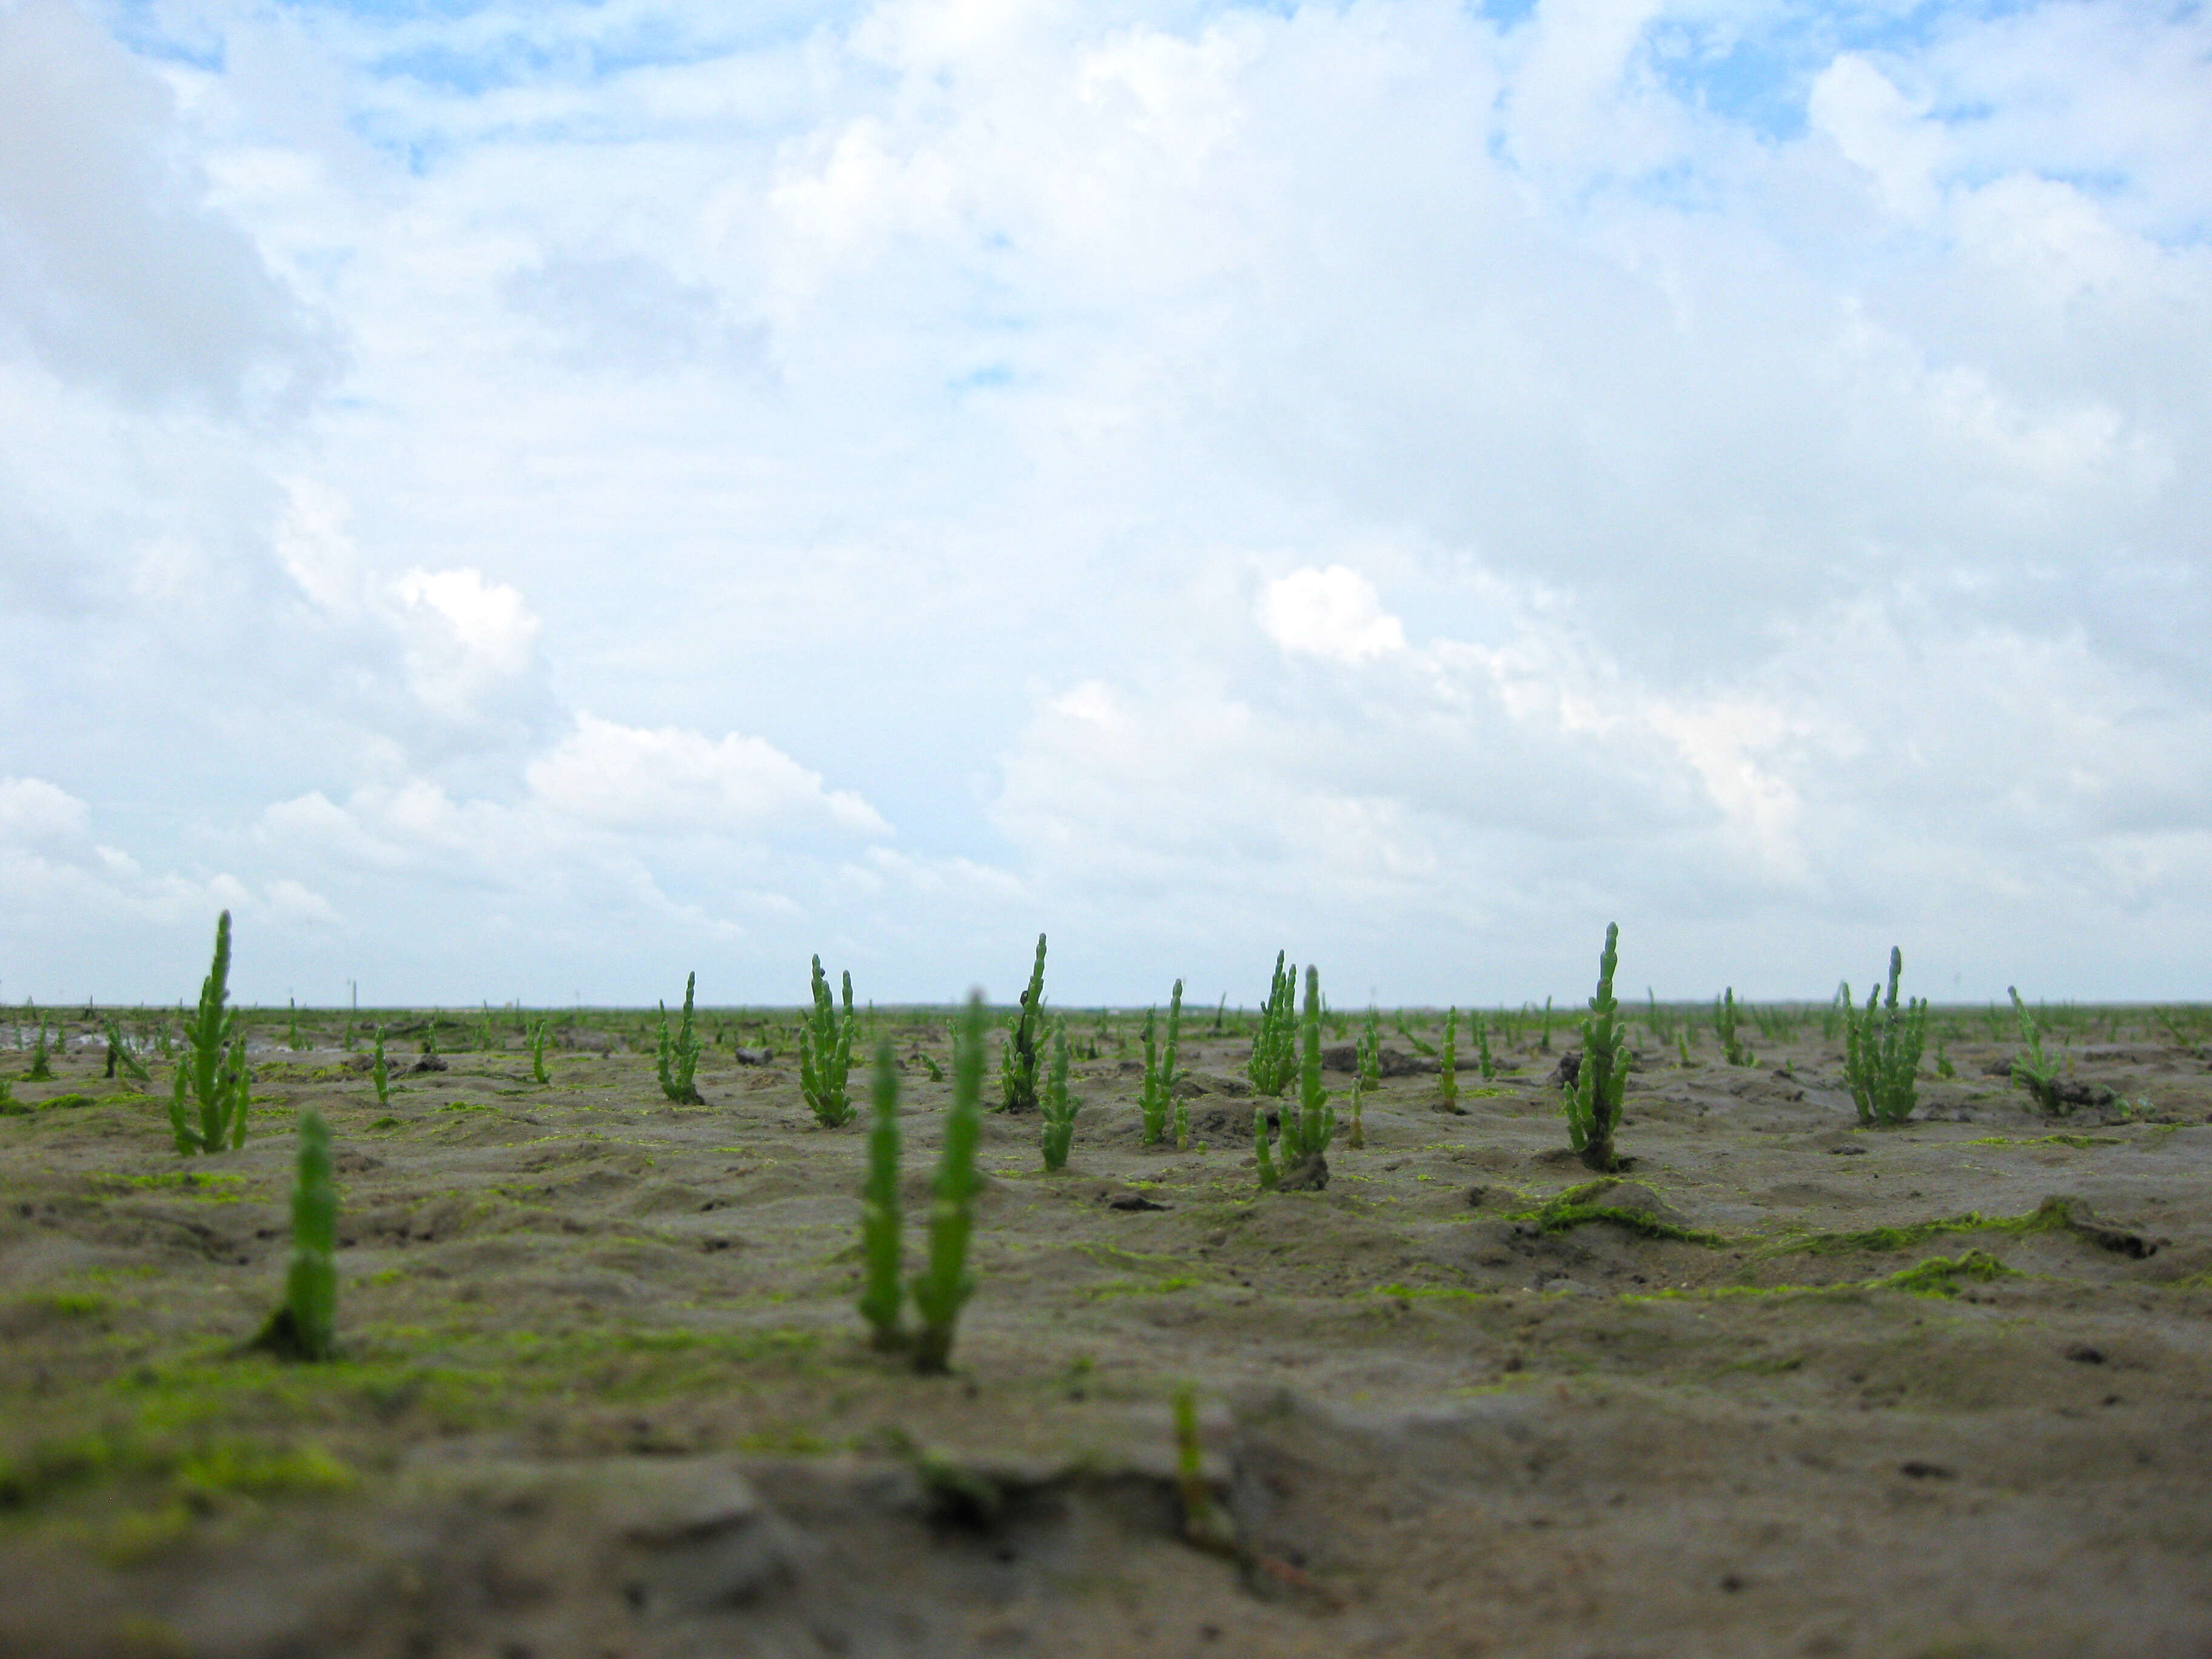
[859,1041,905,1348]
[1000,934,1049,1113]
[1041,1019,1078,1171]
[913,994,985,1372]
[1564,923,1627,1173]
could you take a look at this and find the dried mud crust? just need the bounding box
[0,1028,2209,1658]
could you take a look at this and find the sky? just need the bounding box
[1,0,2208,1010]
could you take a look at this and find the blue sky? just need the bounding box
[2,0,2209,1008]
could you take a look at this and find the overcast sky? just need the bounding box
[2,0,2207,1010]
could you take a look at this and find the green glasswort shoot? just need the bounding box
[655,973,705,1104]
[1393,1012,1436,1056]
[1276,966,1336,1171]
[999,933,1049,1113]
[1538,995,1554,1053]
[1162,979,1183,1148]
[529,1018,551,1085]
[169,911,250,1156]
[1247,952,1298,1098]
[1347,1068,1367,1148]
[252,1108,337,1362]
[859,1041,905,1350]
[1714,988,1755,1067]
[1438,1008,1460,1113]
[2009,987,2066,1114]
[286,998,302,1052]
[1475,1009,1498,1079]
[1138,980,1185,1146]
[1842,948,1929,1128]
[1358,1006,1382,1091]
[372,1026,390,1108]
[1041,1019,1079,1171]
[913,993,986,1373]
[1934,1031,1956,1079]
[1139,1007,1162,1143]
[800,956,857,1127]
[27,1013,53,1081]
[1173,1382,1235,1555]
[102,1018,149,1084]
[1564,923,1627,1173]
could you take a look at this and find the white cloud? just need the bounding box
[1258,566,1408,664]
[526,714,891,837]
[0,776,91,848]
[390,565,544,721]
[1809,54,1949,222]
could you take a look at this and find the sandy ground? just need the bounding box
[2,1007,2209,1659]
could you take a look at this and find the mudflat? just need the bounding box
[2,1011,2208,1658]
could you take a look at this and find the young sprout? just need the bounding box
[1041,1019,1079,1171]
[1139,980,1185,1147]
[800,956,857,1127]
[912,993,987,1373]
[655,973,705,1104]
[1393,1011,1436,1057]
[1842,948,1929,1127]
[1162,980,1184,1150]
[1247,953,1298,1098]
[1139,1007,1162,1144]
[252,1108,337,1362]
[1563,923,1627,1173]
[999,933,1049,1113]
[27,1012,54,1081]
[1438,1007,1460,1114]
[1358,1006,1382,1091]
[1714,988,1755,1067]
[2009,987,2066,1115]
[859,1041,906,1350]
[1173,1382,1235,1555]
[102,1018,149,1085]
[372,1025,390,1109]
[1274,967,1336,1176]
[169,911,250,1156]
[529,1017,551,1086]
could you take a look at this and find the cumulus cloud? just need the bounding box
[526,714,891,837]
[0,776,90,848]
[1258,566,1408,664]
[390,566,544,720]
